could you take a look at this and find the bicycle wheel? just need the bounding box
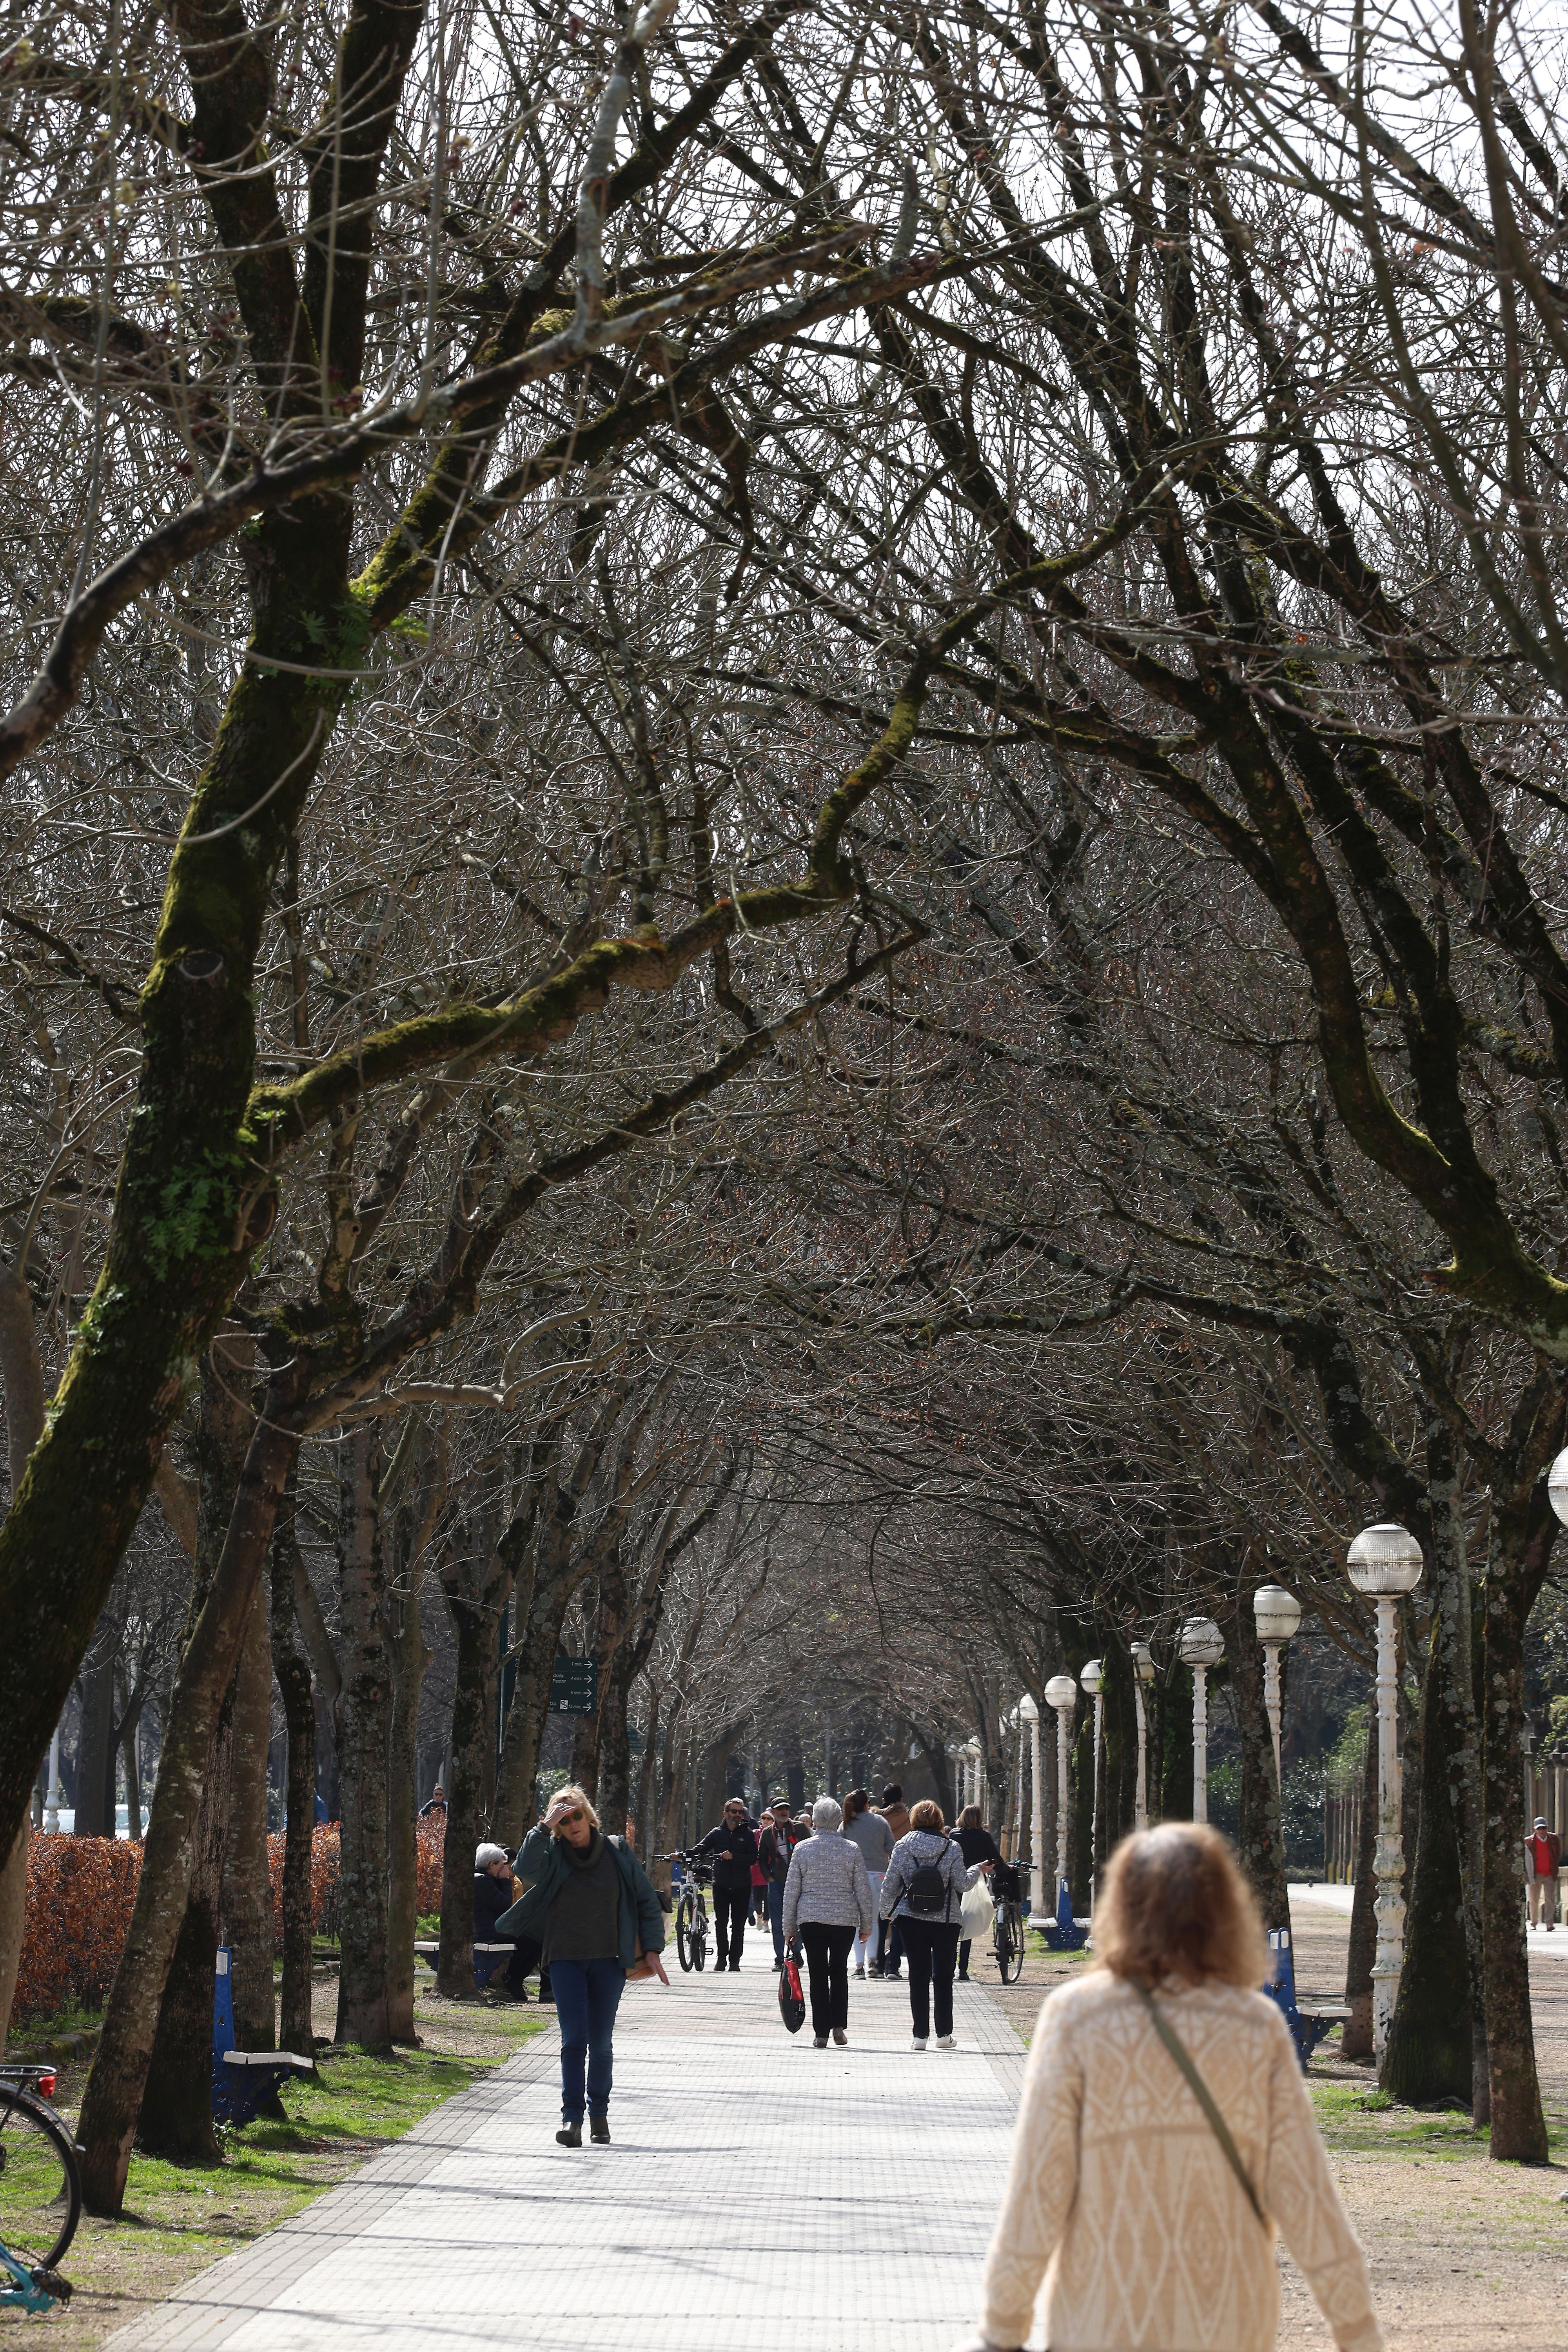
[0,2090,80,2271]
[995,1903,1025,1984]
[691,1895,709,1971]
[676,1889,697,1972]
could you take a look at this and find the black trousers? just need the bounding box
[798,1922,855,2034]
[901,1919,961,2039]
[713,1883,750,1965]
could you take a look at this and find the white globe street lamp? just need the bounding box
[1347,1523,1423,2057]
[1252,1584,1302,1791]
[1131,1642,1156,1831]
[1017,1696,1043,1913]
[1080,1658,1104,1906]
[1045,1674,1077,1900]
[1179,1617,1225,1824]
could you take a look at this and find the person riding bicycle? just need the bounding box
[953,1804,1001,1982]
[758,1797,805,1970]
[695,1798,759,1971]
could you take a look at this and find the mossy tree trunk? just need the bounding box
[435,1589,496,1998]
[1342,1722,1379,2059]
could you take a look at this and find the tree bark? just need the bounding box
[0,1250,46,2048]
[1382,1431,1485,2110]
[436,1592,494,1997]
[221,1576,276,2049]
[269,1509,318,2062]
[334,1428,392,2048]
[387,1551,432,2044]
[137,1699,234,2162]
[74,1634,117,1836]
[1342,1723,1379,2059]
[1480,1478,1553,2161]
[76,1352,302,2216]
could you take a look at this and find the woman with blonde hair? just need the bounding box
[501,1782,667,2147]
[959,1824,1382,2352]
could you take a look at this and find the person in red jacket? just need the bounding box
[1527,1817,1562,1928]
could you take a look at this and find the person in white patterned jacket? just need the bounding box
[781,1796,874,2049]
[955,1824,1383,2352]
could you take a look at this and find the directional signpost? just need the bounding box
[550,1655,599,1715]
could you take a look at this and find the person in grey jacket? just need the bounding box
[782,1796,874,2047]
[842,1788,893,1979]
[880,1799,989,2050]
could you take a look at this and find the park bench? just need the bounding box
[414,1938,519,1991]
[1265,1926,1350,2067]
[211,1946,316,2126]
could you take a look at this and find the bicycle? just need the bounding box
[0,2064,79,2312]
[989,1861,1026,1984]
[663,1851,713,1972]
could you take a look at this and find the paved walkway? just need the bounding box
[109,1936,1031,2351]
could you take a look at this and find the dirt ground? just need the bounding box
[981,1893,1568,2352]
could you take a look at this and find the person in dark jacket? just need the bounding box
[953,1805,1000,1980]
[696,1797,759,1969]
[473,1842,537,1997]
[758,1797,804,1967]
[500,1782,668,2145]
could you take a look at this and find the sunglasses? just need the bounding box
[559,1809,584,1825]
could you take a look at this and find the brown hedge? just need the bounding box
[14,1834,142,2024]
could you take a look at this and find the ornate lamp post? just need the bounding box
[1045,1674,1077,1899]
[1018,1696,1044,1912]
[1080,1658,1104,1903]
[1252,1584,1302,1789]
[1180,1617,1225,1824]
[1131,1641,1155,1831]
[43,1727,62,1834]
[1347,1523,1423,2057]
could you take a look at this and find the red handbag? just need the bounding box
[779,1940,807,2034]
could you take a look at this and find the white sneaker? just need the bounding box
[911,2036,927,2052]
[936,2034,956,2049]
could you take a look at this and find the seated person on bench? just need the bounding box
[474,1842,541,1997]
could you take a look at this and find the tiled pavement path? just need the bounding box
[108,1936,1030,2351]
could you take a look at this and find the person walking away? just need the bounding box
[473,1842,537,1998]
[953,1804,1000,1981]
[842,1788,893,1978]
[873,1783,912,1976]
[1527,1817,1562,1928]
[881,1798,987,2050]
[759,1797,803,1970]
[954,1823,1383,2352]
[696,1798,759,1969]
[501,1783,668,2146]
[782,1796,873,2047]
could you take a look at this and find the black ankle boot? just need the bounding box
[590,2116,610,2143]
[556,2121,582,2147]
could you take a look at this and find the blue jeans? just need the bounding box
[550,1956,625,2122]
[767,1881,785,1959]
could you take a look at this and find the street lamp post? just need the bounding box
[1131,1642,1155,1831]
[1179,1618,1225,1824]
[1045,1673,1077,1902]
[1080,1658,1104,1904]
[967,1736,984,1816]
[1252,1585,1302,1789]
[1347,1523,1424,2058]
[1018,1695,1044,1913]
[44,1728,62,1835]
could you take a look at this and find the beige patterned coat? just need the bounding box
[978,1973,1383,2352]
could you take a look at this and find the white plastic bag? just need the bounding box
[960,1876,993,1941]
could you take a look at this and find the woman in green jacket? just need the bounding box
[499,1782,668,2145]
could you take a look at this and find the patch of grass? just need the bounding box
[1309,2079,1485,2158]
[13,1991,546,2348]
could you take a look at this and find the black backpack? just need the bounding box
[905,1839,951,1916]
